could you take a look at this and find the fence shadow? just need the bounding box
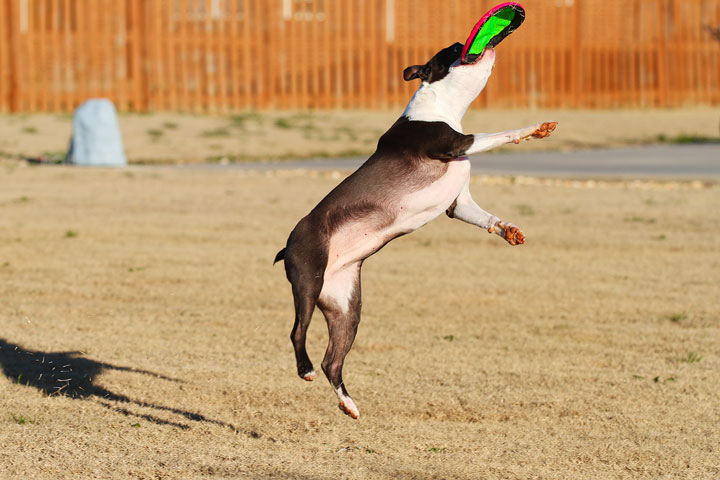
[0,338,236,432]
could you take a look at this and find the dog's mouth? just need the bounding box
[460,47,493,66]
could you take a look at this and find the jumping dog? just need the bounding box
[275,42,557,419]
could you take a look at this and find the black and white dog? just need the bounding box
[275,43,556,419]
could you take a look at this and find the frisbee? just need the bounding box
[461,3,525,64]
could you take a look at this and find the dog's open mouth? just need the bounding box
[460,47,491,66]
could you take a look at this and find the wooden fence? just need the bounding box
[1,0,720,113]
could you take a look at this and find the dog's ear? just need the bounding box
[403,64,428,82]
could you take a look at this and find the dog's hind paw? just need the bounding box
[490,222,525,246]
[334,386,360,419]
[339,397,360,419]
[300,370,316,381]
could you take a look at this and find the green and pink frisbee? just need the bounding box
[461,2,525,64]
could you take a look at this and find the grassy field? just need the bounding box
[1,162,719,479]
[1,108,719,163]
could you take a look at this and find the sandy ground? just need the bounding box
[1,162,719,479]
[1,108,719,163]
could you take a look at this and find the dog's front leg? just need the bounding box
[446,179,525,246]
[464,121,557,155]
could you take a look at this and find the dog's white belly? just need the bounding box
[392,158,471,232]
[326,159,470,277]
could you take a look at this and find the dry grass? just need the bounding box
[0,162,718,479]
[1,108,719,163]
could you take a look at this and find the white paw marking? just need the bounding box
[335,387,359,419]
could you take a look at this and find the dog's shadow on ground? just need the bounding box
[0,338,236,431]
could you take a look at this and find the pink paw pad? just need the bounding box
[490,222,525,246]
[503,223,525,245]
[531,122,557,138]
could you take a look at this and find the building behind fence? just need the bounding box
[1,0,719,113]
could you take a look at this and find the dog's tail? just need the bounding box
[273,248,286,265]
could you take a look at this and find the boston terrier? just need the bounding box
[275,42,557,419]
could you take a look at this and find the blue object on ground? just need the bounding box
[66,99,127,167]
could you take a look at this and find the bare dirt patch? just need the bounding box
[0,163,718,479]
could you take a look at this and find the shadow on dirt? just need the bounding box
[0,338,237,432]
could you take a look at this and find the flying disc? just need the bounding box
[461,2,525,64]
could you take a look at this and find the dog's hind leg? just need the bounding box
[285,246,327,382]
[317,263,362,419]
[290,283,321,381]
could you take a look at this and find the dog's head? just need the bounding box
[402,42,496,128]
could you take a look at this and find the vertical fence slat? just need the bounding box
[201,0,210,111]
[192,0,202,110]
[10,0,21,111]
[331,0,341,108]
[309,0,319,108]
[241,0,251,108]
[260,0,270,108]
[164,0,176,111]
[0,0,7,111]
[177,0,188,111]
[89,0,99,100]
[321,0,331,109]
[656,0,669,107]
[300,0,309,108]
[345,0,355,109]
[149,0,157,110]
[38,0,48,110]
[24,0,35,111]
[228,0,238,110]
[217,2,227,112]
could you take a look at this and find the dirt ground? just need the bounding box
[1,108,719,163]
[0,162,719,479]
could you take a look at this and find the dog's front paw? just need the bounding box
[489,221,525,246]
[503,223,525,245]
[531,121,557,139]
